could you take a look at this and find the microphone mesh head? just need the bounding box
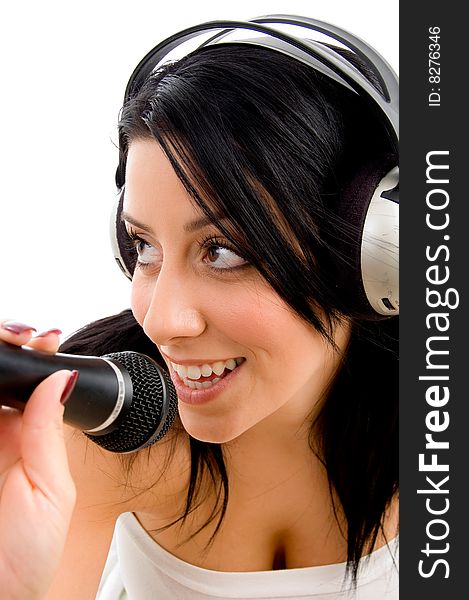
[85,351,178,453]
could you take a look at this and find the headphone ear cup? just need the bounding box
[110,191,136,280]
[335,155,399,319]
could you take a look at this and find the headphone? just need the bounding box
[110,14,399,318]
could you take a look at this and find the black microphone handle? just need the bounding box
[0,340,132,433]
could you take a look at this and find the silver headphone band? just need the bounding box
[123,16,398,144]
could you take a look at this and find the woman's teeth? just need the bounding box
[171,358,244,390]
[181,377,222,390]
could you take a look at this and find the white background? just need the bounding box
[0,0,398,340]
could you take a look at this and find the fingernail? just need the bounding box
[35,328,63,338]
[1,320,37,335]
[60,370,79,405]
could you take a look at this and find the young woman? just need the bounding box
[0,16,398,599]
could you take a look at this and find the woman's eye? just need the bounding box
[204,244,247,270]
[134,239,160,266]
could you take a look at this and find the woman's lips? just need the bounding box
[169,360,245,406]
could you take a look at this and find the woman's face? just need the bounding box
[125,139,350,443]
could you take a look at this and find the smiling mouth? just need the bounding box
[170,357,245,390]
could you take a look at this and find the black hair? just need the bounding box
[61,42,398,581]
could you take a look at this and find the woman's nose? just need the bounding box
[140,266,207,346]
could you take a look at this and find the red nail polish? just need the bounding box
[60,370,79,405]
[35,328,63,338]
[1,320,37,335]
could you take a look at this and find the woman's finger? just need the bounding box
[0,370,77,598]
[28,329,62,354]
[1,320,62,353]
[0,407,22,479]
[0,320,37,346]
[20,370,77,504]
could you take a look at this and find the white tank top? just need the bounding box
[97,512,398,599]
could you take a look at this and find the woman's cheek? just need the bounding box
[130,277,151,327]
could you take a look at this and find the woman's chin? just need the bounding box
[179,413,246,444]
[185,427,241,444]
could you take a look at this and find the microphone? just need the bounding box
[0,341,178,453]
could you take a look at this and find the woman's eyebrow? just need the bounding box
[122,211,224,234]
[121,212,154,234]
[183,215,219,233]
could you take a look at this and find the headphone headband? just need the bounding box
[124,15,398,145]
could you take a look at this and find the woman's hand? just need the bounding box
[0,321,77,599]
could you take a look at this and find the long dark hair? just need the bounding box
[61,43,398,580]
